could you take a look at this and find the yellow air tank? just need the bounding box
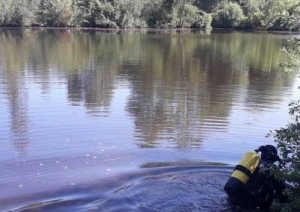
[231,151,260,184]
[224,151,261,196]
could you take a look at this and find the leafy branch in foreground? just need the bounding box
[279,38,300,73]
[270,100,300,212]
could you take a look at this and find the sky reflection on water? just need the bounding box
[0,29,299,211]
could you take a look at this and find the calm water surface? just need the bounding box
[0,29,299,211]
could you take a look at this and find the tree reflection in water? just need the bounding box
[0,29,296,155]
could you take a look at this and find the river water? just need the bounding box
[0,29,299,211]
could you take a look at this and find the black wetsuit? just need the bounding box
[226,160,286,210]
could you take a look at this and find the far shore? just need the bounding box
[0,26,299,35]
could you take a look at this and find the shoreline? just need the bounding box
[0,26,299,35]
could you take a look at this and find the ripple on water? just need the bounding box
[10,166,258,212]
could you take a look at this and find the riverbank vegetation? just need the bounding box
[0,0,299,30]
[270,38,300,211]
[269,13,300,209]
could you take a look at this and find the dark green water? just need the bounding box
[0,28,299,211]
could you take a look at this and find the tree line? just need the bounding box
[0,0,299,30]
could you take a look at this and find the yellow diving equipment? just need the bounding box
[224,151,261,195]
[231,151,260,184]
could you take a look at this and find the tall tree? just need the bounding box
[112,0,144,28]
[37,0,72,26]
[212,1,245,28]
[238,0,298,30]
[72,0,117,28]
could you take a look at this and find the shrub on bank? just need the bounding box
[0,0,37,27]
[191,12,212,29]
[36,0,72,27]
[179,3,212,29]
[72,0,117,28]
[271,99,300,212]
[212,1,245,28]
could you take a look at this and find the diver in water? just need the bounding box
[224,145,287,210]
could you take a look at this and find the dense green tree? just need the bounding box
[0,0,39,26]
[72,0,117,28]
[177,0,207,28]
[283,1,300,31]
[191,11,212,28]
[0,0,299,29]
[279,38,300,72]
[195,0,223,13]
[157,0,179,28]
[140,0,164,28]
[212,1,244,28]
[139,0,178,28]
[140,0,210,28]
[71,0,92,26]
[37,0,72,26]
[238,0,298,30]
[112,0,144,28]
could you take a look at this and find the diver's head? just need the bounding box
[258,145,279,163]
